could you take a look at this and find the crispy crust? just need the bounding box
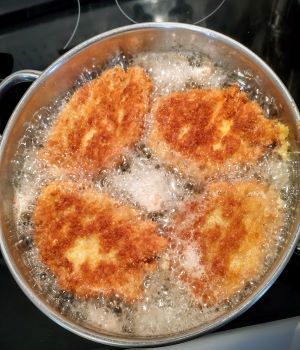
[148,86,288,180]
[168,181,282,305]
[40,66,153,175]
[33,181,167,301]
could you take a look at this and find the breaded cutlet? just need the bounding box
[33,181,167,301]
[148,86,289,180]
[39,66,153,175]
[168,181,282,305]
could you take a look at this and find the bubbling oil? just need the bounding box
[11,51,298,337]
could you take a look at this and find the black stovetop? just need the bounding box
[0,1,300,349]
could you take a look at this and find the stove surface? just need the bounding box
[0,1,300,349]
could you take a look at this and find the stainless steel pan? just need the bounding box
[0,23,300,347]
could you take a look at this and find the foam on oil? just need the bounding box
[11,51,298,337]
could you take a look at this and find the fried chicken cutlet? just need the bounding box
[148,86,289,180]
[40,66,153,175]
[168,181,282,305]
[33,181,167,301]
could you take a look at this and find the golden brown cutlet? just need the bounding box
[33,181,167,301]
[39,66,153,175]
[148,86,289,180]
[168,180,282,305]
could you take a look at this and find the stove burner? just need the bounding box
[115,0,226,25]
